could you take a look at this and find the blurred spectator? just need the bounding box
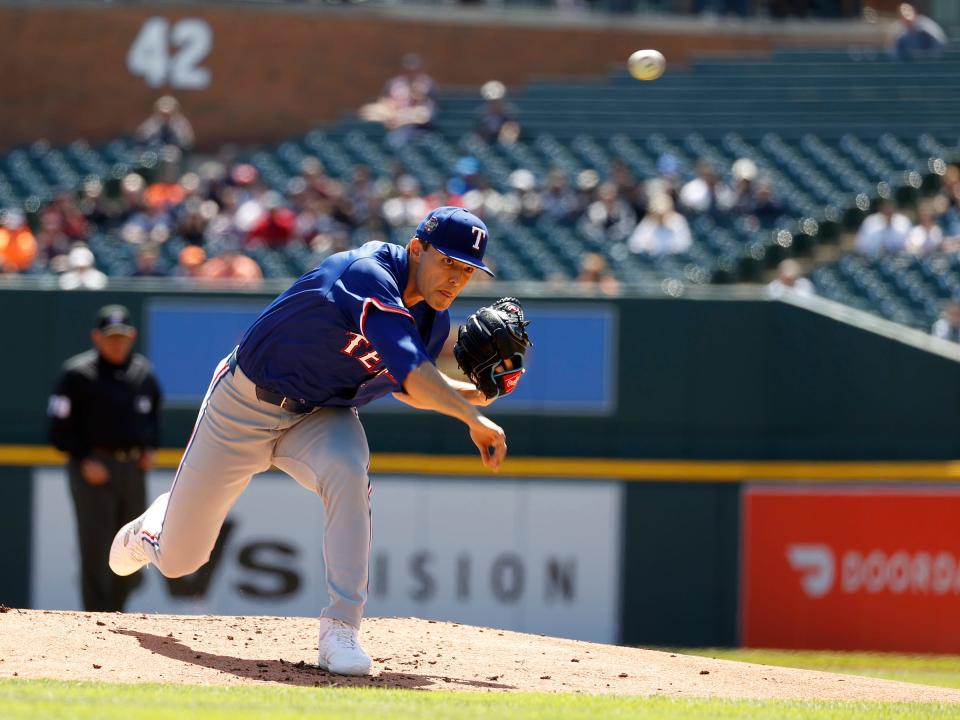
[475,80,521,145]
[136,96,195,152]
[300,157,337,200]
[574,170,600,214]
[35,212,73,270]
[854,199,911,255]
[174,245,207,281]
[905,203,943,254]
[608,159,647,218]
[541,170,580,223]
[750,180,788,228]
[502,169,543,224]
[462,174,507,221]
[0,209,37,273]
[728,158,760,216]
[767,259,816,298]
[113,173,149,226]
[447,156,481,197]
[580,181,636,245]
[42,193,89,242]
[648,154,682,208]
[932,295,960,343]
[425,186,465,213]
[77,178,110,229]
[308,223,352,259]
[382,175,428,228]
[59,244,108,290]
[937,164,960,238]
[235,191,272,238]
[120,199,173,247]
[576,251,620,296]
[196,159,229,207]
[359,53,437,147]
[246,192,297,249]
[176,196,218,246]
[197,251,264,288]
[344,166,381,229]
[229,163,263,205]
[294,189,353,253]
[889,3,946,61]
[131,245,166,278]
[144,154,188,209]
[679,160,733,220]
[628,193,692,255]
[203,187,243,248]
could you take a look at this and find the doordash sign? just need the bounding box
[742,486,960,653]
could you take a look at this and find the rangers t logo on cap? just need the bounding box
[415,206,495,277]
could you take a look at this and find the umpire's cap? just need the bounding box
[415,206,494,277]
[95,304,136,336]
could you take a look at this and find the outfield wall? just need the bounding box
[3,285,960,650]
[5,286,960,460]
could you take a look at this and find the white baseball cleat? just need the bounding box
[108,513,152,576]
[317,618,372,676]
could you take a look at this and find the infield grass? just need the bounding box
[1,678,960,720]
[681,649,960,691]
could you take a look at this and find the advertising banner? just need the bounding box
[32,469,622,643]
[742,485,960,653]
[145,299,617,414]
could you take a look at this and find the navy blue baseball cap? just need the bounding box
[415,206,494,277]
[95,304,136,336]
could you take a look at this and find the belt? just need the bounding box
[92,447,142,462]
[227,348,317,414]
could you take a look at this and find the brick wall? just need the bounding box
[1,4,884,150]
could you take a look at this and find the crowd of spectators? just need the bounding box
[848,162,960,342]
[1,35,954,326]
[854,166,960,257]
[0,74,792,296]
[0,147,788,291]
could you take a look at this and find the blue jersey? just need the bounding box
[236,242,450,408]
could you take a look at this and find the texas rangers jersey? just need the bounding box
[236,241,450,407]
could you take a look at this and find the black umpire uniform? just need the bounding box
[48,305,162,612]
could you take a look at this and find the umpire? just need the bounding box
[48,304,162,612]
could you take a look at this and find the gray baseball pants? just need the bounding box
[137,351,372,628]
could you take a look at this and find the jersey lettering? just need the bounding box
[341,332,367,355]
[340,332,384,373]
[356,350,382,370]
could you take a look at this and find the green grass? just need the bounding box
[679,649,960,691]
[2,679,960,720]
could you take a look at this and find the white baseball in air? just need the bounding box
[628,49,666,81]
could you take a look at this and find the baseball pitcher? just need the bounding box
[108,206,532,676]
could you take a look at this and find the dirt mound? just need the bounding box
[0,609,957,702]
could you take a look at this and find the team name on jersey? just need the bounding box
[341,332,399,384]
[341,332,383,371]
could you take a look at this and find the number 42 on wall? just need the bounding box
[127,17,212,90]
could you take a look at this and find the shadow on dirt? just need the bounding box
[113,629,515,690]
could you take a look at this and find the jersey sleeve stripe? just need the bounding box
[360,297,414,338]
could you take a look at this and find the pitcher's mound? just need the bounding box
[1,609,957,702]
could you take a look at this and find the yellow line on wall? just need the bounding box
[3,445,960,482]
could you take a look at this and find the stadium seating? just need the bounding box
[4,45,959,330]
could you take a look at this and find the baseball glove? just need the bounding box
[454,297,532,399]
